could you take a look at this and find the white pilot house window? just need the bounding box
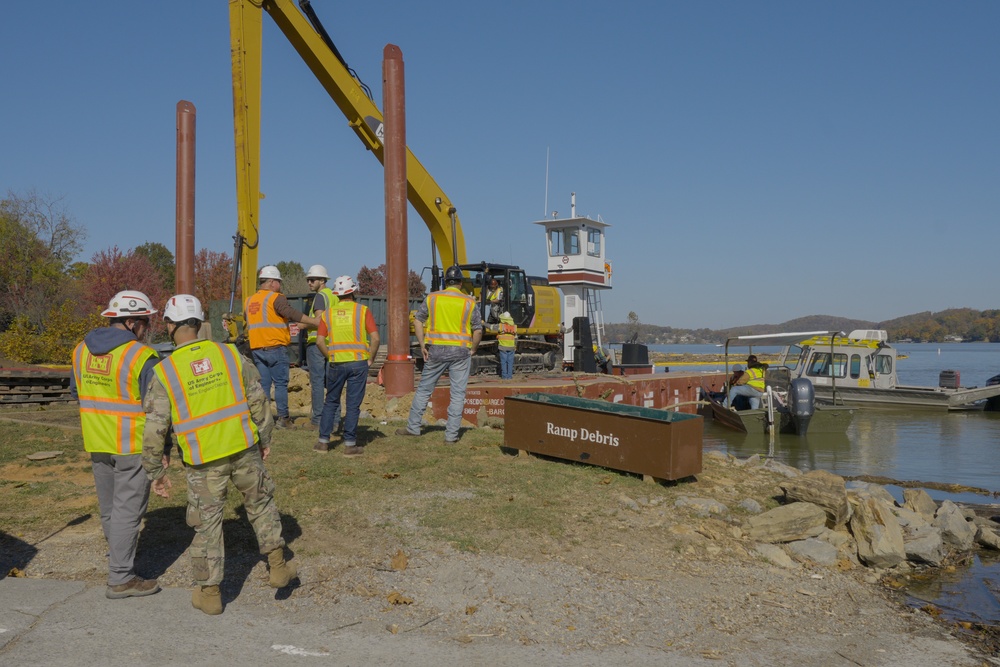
[548,227,580,256]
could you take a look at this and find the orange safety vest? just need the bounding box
[73,339,157,454]
[498,322,517,349]
[745,366,766,391]
[425,287,475,348]
[245,289,290,349]
[323,301,370,362]
[153,341,258,466]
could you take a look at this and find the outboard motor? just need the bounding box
[788,378,816,436]
[987,374,1000,412]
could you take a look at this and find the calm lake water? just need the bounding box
[641,342,1000,623]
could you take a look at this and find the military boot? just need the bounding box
[192,585,223,615]
[267,548,297,588]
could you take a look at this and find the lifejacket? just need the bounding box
[498,322,517,349]
[745,366,766,391]
[73,339,157,454]
[425,287,475,348]
[245,289,290,349]
[153,341,258,466]
[306,287,337,344]
[323,301,370,362]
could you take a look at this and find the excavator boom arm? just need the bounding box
[229,0,466,300]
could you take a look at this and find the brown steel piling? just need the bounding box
[381,45,414,397]
[175,101,196,295]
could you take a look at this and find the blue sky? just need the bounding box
[3,1,998,329]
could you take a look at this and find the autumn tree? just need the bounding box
[1,189,85,265]
[0,190,87,328]
[275,260,308,294]
[194,248,236,308]
[356,265,387,296]
[356,264,426,298]
[134,241,175,291]
[83,246,170,337]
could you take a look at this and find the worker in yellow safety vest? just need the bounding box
[303,264,338,427]
[497,311,517,380]
[313,275,379,456]
[70,290,162,600]
[485,276,503,324]
[726,354,767,410]
[396,265,483,444]
[244,265,319,428]
[141,294,296,616]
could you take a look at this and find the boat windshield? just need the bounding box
[875,354,892,374]
[781,345,805,370]
[807,352,848,378]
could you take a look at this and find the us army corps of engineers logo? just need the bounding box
[86,355,112,376]
[190,358,213,376]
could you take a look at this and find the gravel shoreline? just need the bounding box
[7,450,994,666]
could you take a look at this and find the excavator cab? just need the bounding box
[461,263,535,331]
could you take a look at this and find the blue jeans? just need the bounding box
[305,344,326,424]
[252,347,290,418]
[405,354,471,442]
[499,349,514,379]
[727,384,762,410]
[319,360,369,445]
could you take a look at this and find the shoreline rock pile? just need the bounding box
[695,452,1000,573]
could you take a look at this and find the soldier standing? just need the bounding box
[142,294,297,615]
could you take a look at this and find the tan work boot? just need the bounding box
[191,585,223,615]
[267,548,297,588]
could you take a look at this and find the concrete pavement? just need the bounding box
[0,577,705,667]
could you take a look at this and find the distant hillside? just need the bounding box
[603,308,1000,344]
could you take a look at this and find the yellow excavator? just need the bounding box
[227,0,562,371]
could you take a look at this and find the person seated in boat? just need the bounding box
[593,343,610,374]
[726,357,767,410]
[708,364,744,404]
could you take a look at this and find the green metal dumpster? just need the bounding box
[504,393,702,481]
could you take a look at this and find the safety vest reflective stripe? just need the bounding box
[245,291,290,348]
[498,323,516,348]
[324,302,369,362]
[173,401,252,435]
[746,367,766,391]
[73,339,155,455]
[78,399,145,415]
[425,290,474,347]
[307,288,337,343]
[155,342,256,466]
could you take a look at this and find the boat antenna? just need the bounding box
[543,147,550,218]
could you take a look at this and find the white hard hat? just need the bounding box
[259,265,282,281]
[332,275,358,296]
[102,290,157,318]
[163,294,205,322]
[306,264,329,280]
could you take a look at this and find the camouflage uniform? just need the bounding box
[142,349,284,586]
